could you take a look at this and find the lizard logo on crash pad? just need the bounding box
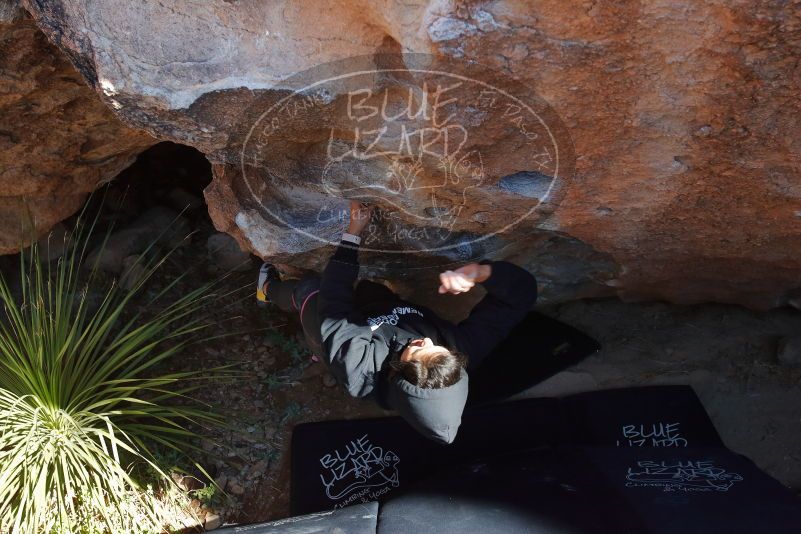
[318,433,401,507]
[626,460,743,492]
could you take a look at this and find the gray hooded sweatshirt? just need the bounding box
[318,242,537,444]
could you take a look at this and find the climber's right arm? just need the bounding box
[317,201,377,397]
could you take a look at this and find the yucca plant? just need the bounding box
[0,213,228,533]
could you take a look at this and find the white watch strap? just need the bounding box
[341,232,361,245]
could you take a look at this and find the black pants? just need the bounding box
[266,277,397,358]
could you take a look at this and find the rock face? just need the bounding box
[0,2,155,253]
[14,0,801,308]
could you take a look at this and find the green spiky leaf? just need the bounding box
[0,211,230,533]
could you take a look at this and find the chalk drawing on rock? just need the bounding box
[235,53,575,262]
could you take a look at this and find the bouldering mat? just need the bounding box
[290,386,724,516]
[467,311,601,406]
[216,386,801,533]
[378,446,801,534]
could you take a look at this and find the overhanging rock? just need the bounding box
[17,0,801,308]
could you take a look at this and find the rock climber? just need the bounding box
[256,201,538,444]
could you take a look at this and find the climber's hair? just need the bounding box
[390,348,467,389]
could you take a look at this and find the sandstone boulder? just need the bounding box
[15,0,801,308]
[0,2,155,253]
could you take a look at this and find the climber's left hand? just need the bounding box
[438,263,492,294]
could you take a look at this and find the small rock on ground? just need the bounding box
[204,513,222,530]
[119,255,146,291]
[322,373,338,388]
[206,232,253,272]
[777,336,801,367]
[247,460,268,480]
[226,480,245,495]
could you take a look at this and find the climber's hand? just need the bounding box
[347,201,373,235]
[438,263,492,295]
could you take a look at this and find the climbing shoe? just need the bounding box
[256,262,280,306]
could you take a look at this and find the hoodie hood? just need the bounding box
[385,369,469,444]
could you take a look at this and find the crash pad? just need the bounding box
[291,386,723,515]
[218,386,801,534]
[467,311,601,406]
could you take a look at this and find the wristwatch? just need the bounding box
[341,232,362,245]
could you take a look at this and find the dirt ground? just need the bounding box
[89,143,801,526]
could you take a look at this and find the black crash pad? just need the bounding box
[467,311,601,406]
[378,446,801,534]
[291,386,724,515]
[223,386,801,534]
